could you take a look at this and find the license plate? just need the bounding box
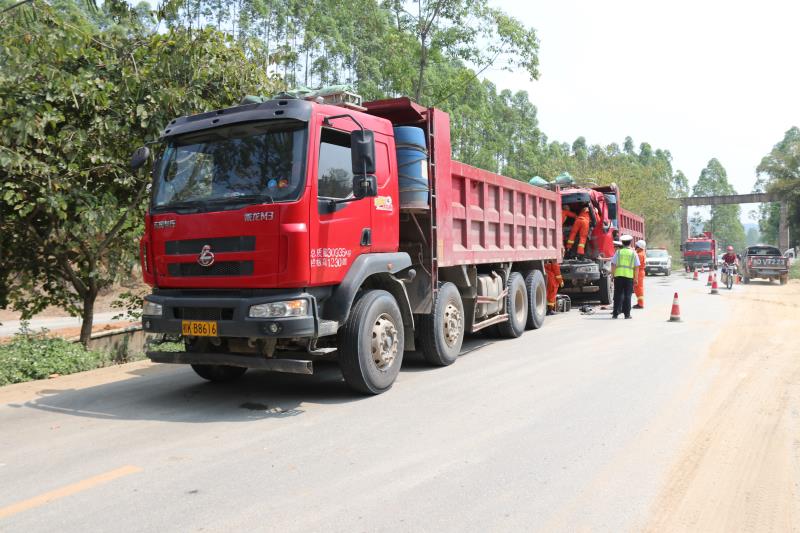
[181,320,218,337]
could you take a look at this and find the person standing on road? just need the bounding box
[633,240,646,309]
[610,234,640,319]
[545,259,563,316]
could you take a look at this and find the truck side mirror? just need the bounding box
[352,175,377,199]
[130,146,150,170]
[351,130,376,175]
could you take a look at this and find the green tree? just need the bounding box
[692,159,745,250]
[0,1,276,344]
[755,126,800,248]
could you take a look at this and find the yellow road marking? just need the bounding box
[0,465,142,519]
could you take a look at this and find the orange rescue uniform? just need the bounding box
[635,248,646,307]
[566,207,593,254]
[545,262,563,310]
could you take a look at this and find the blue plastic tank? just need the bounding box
[393,126,429,207]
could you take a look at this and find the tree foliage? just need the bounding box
[692,159,746,250]
[0,0,277,344]
[754,126,800,248]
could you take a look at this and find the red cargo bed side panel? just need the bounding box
[438,160,562,267]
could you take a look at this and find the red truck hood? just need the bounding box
[149,205,307,289]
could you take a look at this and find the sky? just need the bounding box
[486,0,800,224]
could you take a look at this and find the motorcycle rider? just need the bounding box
[721,245,738,282]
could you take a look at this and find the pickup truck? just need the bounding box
[741,245,790,285]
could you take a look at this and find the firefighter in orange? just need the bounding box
[565,202,597,259]
[633,239,646,309]
[545,260,563,316]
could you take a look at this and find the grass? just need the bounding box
[0,330,110,386]
[790,260,800,280]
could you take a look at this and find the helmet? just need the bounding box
[620,234,633,243]
[727,246,734,252]
[636,239,646,250]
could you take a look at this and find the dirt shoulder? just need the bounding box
[646,280,800,531]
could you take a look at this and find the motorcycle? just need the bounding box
[721,263,737,290]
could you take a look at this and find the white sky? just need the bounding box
[487,0,800,223]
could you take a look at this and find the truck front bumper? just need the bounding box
[141,290,336,340]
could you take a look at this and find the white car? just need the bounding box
[645,248,672,276]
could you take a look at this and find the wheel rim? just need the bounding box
[442,303,463,347]
[371,313,398,371]
[534,281,546,317]
[514,285,526,324]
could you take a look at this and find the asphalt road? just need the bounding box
[0,272,777,532]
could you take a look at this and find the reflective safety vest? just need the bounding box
[615,248,636,279]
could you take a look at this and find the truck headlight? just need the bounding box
[575,265,597,273]
[249,299,308,318]
[142,300,163,317]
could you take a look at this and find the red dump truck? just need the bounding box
[132,95,562,394]
[558,183,645,304]
[682,231,716,272]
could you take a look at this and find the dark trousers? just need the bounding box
[613,276,634,317]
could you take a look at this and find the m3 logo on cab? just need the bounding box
[244,211,274,222]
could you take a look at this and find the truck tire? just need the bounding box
[525,270,546,330]
[191,364,247,382]
[497,272,527,338]
[780,274,788,285]
[599,274,613,305]
[337,290,404,395]
[418,282,464,366]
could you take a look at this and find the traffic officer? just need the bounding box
[610,234,640,319]
[633,239,646,309]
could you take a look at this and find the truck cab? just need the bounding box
[682,232,716,272]
[558,185,616,304]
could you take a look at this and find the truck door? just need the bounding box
[369,138,399,252]
[310,123,372,285]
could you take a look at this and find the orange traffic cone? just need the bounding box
[669,292,681,322]
[693,268,699,281]
[706,272,713,286]
[710,274,719,295]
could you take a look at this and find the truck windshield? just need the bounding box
[152,121,308,212]
[684,242,712,251]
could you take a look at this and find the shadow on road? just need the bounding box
[13,336,496,424]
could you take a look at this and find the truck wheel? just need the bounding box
[191,364,247,382]
[419,282,464,366]
[337,290,404,395]
[525,270,546,330]
[780,274,788,285]
[497,272,527,338]
[599,274,613,305]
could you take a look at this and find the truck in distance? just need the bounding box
[682,231,716,272]
[132,94,562,395]
[740,244,790,285]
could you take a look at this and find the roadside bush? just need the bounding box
[790,261,800,280]
[0,331,109,386]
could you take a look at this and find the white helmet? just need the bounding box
[636,239,646,249]
[620,234,633,243]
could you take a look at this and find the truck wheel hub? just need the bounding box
[371,314,398,370]
[443,303,462,347]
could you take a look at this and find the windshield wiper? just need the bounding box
[206,193,275,205]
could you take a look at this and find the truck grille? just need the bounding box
[173,307,234,320]
[165,236,256,255]
[167,261,254,277]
